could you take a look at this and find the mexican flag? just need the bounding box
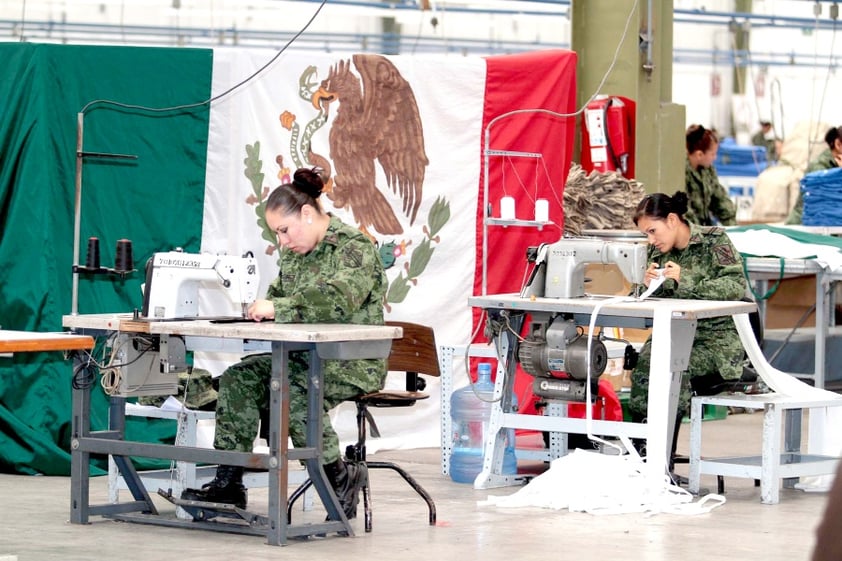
[0,43,575,474]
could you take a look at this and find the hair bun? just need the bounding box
[671,191,690,215]
[292,168,324,199]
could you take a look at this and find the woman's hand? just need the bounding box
[247,299,275,321]
[661,260,681,282]
[644,261,681,286]
[643,263,662,287]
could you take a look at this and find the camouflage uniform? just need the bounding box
[684,159,737,226]
[785,148,839,224]
[628,223,747,418]
[214,215,388,464]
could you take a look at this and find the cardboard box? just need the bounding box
[764,276,817,328]
[766,276,816,308]
[603,358,629,392]
[585,263,652,343]
[765,304,816,329]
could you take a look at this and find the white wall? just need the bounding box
[672,0,842,140]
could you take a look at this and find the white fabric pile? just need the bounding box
[479,448,725,515]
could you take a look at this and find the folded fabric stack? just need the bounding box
[802,167,842,226]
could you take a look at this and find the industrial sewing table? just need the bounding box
[742,256,842,389]
[467,293,756,493]
[62,313,401,546]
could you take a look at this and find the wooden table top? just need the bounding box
[0,330,95,353]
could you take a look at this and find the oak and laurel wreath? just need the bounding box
[243,141,451,307]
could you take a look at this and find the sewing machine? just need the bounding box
[101,250,260,397]
[141,250,260,320]
[512,237,647,401]
[521,237,647,299]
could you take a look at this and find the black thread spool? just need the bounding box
[114,239,133,273]
[84,237,101,270]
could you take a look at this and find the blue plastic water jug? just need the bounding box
[449,362,518,483]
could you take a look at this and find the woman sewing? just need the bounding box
[627,191,747,426]
[182,167,387,520]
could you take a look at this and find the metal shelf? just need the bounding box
[485,218,552,229]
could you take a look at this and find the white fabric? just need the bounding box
[727,228,842,273]
[480,449,726,516]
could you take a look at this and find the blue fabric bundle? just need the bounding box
[714,138,768,177]
[802,167,842,226]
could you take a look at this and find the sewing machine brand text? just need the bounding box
[553,249,576,257]
[158,257,202,268]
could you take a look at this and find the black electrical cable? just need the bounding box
[79,0,329,116]
[71,353,97,390]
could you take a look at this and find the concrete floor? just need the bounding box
[0,412,831,561]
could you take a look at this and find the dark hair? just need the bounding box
[686,124,718,154]
[633,191,690,226]
[265,167,326,215]
[824,126,842,149]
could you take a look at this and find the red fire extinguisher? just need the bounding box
[580,95,636,179]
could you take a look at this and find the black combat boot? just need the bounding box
[629,411,647,459]
[181,465,247,509]
[323,459,367,520]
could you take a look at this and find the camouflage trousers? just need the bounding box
[213,352,382,464]
[628,326,744,419]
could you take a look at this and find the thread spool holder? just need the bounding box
[71,111,139,314]
[482,109,566,296]
[73,262,135,277]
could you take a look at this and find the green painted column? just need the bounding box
[572,0,684,194]
[733,0,752,98]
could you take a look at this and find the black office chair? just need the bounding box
[288,321,439,533]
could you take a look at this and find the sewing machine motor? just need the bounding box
[518,314,607,402]
[103,333,188,397]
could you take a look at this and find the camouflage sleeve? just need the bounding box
[786,193,804,224]
[270,238,381,323]
[708,169,737,226]
[672,234,746,301]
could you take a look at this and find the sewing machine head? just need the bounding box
[141,250,260,319]
[521,237,646,299]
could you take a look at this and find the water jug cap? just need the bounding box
[478,362,492,379]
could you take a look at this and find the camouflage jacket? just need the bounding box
[632,222,747,332]
[785,148,839,224]
[267,215,388,390]
[684,159,737,226]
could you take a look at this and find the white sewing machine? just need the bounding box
[141,250,260,320]
[521,237,647,299]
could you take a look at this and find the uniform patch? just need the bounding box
[713,243,738,265]
[342,246,364,268]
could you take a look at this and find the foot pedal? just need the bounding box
[157,489,267,526]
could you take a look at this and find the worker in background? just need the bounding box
[751,120,781,164]
[628,191,747,458]
[786,125,842,224]
[182,167,387,520]
[684,124,737,226]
